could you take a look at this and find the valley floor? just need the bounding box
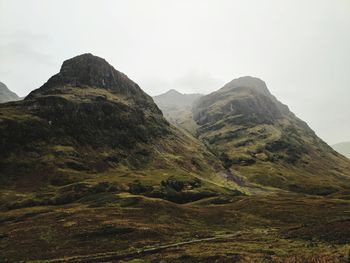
[1,192,350,262]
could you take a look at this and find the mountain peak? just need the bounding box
[27,53,148,100]
[166,89,182,95]
[54,53,131,90]
[222,76,271,96]
[60,53,110,74]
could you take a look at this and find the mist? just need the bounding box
[0,0,349,144]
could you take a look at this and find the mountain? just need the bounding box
[193,76,350,195]
[333,142,350,158]
[0,81,19,103]
[153,89,202,134]
[0,53,233,199]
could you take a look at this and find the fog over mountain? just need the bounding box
[153,89,202,108]
[0,81,19,103]
[1,0,349,143]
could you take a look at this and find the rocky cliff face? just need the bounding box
[0,82,19,103]
[28,54,155,107]
[193,76,350,195]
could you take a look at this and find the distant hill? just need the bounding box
[153,89,202,108]
[153,89,202,134]
[0,81,19,103]
[332,142,350,158]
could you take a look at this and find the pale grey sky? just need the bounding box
[0,0,349,144]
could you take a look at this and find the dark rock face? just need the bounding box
[28,53,159,112]
[30,54,140,96]
[1,95,168,153]
[0,82,19,103]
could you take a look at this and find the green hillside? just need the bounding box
[192,76,350,195]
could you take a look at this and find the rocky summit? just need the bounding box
[28,54,154,103]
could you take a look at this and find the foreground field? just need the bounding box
[1,190,350,262]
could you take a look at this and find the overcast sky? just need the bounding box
[0,0,349,144]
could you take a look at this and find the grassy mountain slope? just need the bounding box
[193,76,350,195]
